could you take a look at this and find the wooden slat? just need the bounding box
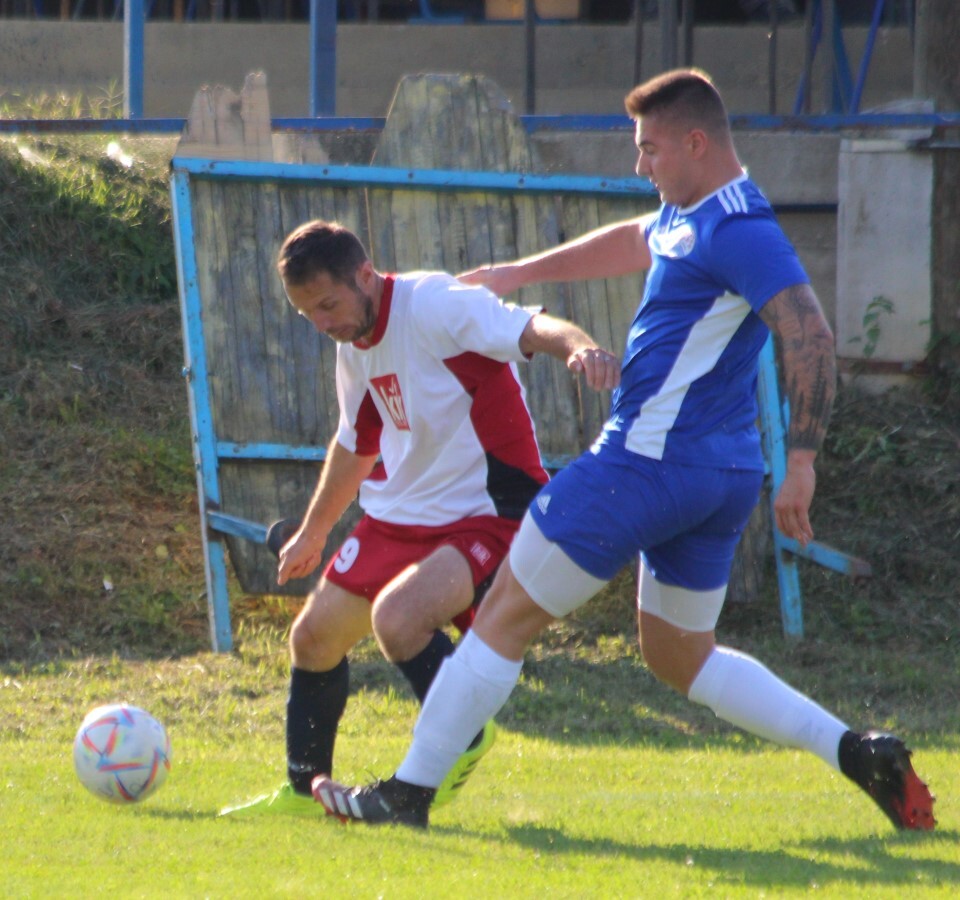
[176,72,273,163]
[221,179,273,440]
[372,73,533,274]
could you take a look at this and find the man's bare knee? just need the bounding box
[638,611,715,694]
[370,596,426,662]
[290,614,344,670]
[289,583,371,671]
[371,546,474,663]
[472,563,555,661]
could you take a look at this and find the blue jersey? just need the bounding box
[595,175,809,472]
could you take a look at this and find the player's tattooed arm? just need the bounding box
[759,283,837,453]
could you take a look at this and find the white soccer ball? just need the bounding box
[73,703,172,804]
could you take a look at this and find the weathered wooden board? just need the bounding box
[220,461,323,596]
[555,194,653,449]
[215,178,372,594]
[177,71,274,163]
[366,73,659,463]
[369,73,535,275]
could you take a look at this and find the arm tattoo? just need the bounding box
[760,284,837,452]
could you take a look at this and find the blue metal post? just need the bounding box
[309,0,337,117]
[123,0,145,119]
[170,170,234,652]
[849,0,887,114]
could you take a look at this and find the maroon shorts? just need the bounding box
[322,514,519,634]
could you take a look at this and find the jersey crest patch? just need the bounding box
[469,541,492,567]
[650,221,696,259]
[370,373,410,431]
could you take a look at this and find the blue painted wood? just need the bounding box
[212,440,570,467]
[204,543,234,652]
[174,165,869,648]
[170,169,234,652]
[756,337,804,638]
[216,441,330,461]
[756,336,872,637]
[207,512,269,545]
[170,157,659,198]
[778,536,872,579]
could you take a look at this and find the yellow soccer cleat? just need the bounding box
[432,721,496,809]
[219,782,327,818]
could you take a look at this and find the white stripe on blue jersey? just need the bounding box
[717,181,748,214]
[624,293,750,460]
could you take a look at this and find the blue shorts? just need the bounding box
[529,445,764,591]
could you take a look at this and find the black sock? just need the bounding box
[286,659,349,794]
[395,629,455,703]
[395,629,483,749]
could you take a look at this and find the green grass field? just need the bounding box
[2,636,957,899]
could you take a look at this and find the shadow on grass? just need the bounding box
[345,643,958,753]
[5,628,955,759]
[139,807,219,822]
[503,823,960,889]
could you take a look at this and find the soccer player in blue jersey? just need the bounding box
[312,68,936,832]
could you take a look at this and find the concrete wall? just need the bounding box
[836,139,933,367]
[0,21,914,118]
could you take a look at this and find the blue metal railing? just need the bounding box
[3,113,960,137]
[4,1,923,119]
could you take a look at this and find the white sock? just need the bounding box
[688,646,850,771]
[396,630,522,788]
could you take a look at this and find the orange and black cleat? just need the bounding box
[840,730,936,831]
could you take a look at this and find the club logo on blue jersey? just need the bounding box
[650,222,696,259]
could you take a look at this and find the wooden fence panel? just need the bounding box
[187,187,657,594]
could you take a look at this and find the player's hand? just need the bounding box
[457,263,523,298]
[773,451,817,547]
[568,346,621,392]
[277,529,327,586]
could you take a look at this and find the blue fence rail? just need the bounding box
[4,113,960,136]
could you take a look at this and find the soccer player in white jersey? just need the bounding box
[313,69,936,832]
[221,220,619,817]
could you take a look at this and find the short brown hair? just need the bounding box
[277,220,369,286]
[625,68,729,138]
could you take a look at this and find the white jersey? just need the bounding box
[335,272,549,527]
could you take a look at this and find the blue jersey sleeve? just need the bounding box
[706,214,810,313]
